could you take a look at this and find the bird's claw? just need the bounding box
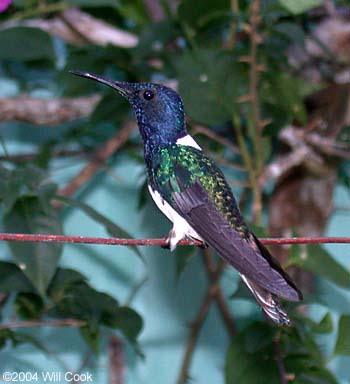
[196,241,209,249]
[161,233,172,250]
[161,240,171,250]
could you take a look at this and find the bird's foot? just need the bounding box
[161,230,175,250]
[196,241,209,249]
[187,235,208,249]
[161,238,171,250]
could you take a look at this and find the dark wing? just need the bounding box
[172,181,301,301]
[155,153,301,301]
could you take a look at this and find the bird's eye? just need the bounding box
[143,90,155,101]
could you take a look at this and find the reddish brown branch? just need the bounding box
[0,233,349,246]
[1,7,138,48]
[0,319,86,330]
[274,338,288,384]
[192,124,240,155]
[109,335,124,384]
[202,251,236,337]
[177,286,217,384]
[0,149,87,162]
[57,121,136,201]
[0,95,101,125]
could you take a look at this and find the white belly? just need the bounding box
[148,184,203,250]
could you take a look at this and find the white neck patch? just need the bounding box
[176,134,202,150]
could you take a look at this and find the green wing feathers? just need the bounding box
[150,144,249,236]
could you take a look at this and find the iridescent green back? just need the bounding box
[149,144,250,237]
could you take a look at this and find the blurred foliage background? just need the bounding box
[0,0,350,383]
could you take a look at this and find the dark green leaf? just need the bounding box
[0,329,41,350]
[303,245,350,289]
[261,72,307,124]
[0,164,44,214]
[242,322,275,353]
[14,292,44,319]
[110,306,143,342]
[177,49,245,125]
[273,22,306,44]
[312,313,333,334]
[0,27,54,61]
[230,279,252,300]
[334,316,350,356]
[48,281,142,348]
[175,246,196,280]
[0,261,35,293]
[80,325,100,352]
[55,195,144,261]
[48,268,87,302]
[293,367,338,384]
[48,283,119,322]
[89,92,129,127]
[178,0,230,29]
[312,278,350,315]
[3,196,63,296]
[225,323,278,384]
[278,0,323,14]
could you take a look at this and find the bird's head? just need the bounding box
[70,71,186,148]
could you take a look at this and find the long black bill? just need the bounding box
[69,70,133,97]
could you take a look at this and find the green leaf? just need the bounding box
[0,164,45,214]
[278,0,323,15]
[80,325,100,352]
[175,246,196,280]
[0,261,35,293]
[242,323,276,354]
[48,281,142,349]
[303,245,350,289]
[273,22,306,44]
[176,49,245,126]
[312,313,333,334]
[0,27,54,61]
[225,323,278,383]
[14,293,44,319]
[301,312,333,334]
[55,196,144,261]
[0,329,41,350]
[48,268,87,302]
[293,367,338,384]
[110,306,143,342]
[178,0,230,29]
[3,196,63,296]
[334,316,350,356]
[312,278,350,315]
[89,92,129,128]
[230,279,252,300]
[261,72,307,124]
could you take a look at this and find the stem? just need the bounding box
[56,121,135,205]
[0,319,86,329]
[177,287,216,384]
[228,0,239,49]
[0,233,349,246]
[274,334,288,384]
[12,2,69,20]
[247,0,263,224]
[233,114,261,223]
[202,251,236,337]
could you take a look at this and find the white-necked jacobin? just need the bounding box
[70,70,302,326]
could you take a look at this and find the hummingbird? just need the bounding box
[70,70,302,325]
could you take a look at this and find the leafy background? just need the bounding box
[0,0,349,383]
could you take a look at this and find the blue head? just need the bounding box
[70,71,187,157]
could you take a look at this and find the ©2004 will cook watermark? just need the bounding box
[1,371,93,382]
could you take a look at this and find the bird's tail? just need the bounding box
[240,274,291,326]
